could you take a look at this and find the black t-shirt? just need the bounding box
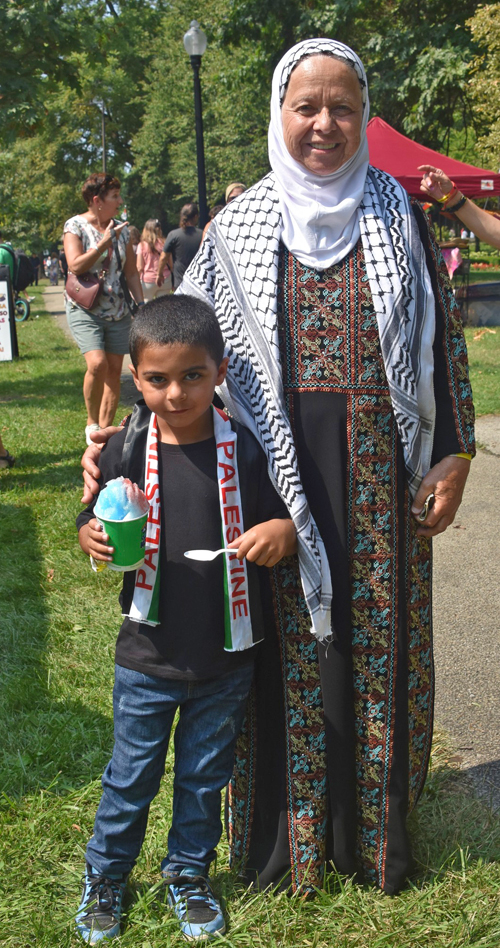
[163,227,203,288]
[77,426,289,680]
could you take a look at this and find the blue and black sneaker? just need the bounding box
[163,867,226,941]
[75,863,127,944]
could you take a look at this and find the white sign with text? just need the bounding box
[0,279,13,361]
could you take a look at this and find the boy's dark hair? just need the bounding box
[129,295,225,368]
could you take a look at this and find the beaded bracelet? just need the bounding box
[446,194,467,214]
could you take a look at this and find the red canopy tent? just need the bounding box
[367,117,500,198]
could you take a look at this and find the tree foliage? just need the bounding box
[0,0,165,246]
[0,0,498,249]
[467,2,500,170]
[0,0,87,136]
[129,0,271,227]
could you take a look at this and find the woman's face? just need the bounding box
[281,56,364,175]
[94,188,122,217]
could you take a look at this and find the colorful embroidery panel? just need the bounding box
[279,247,388,393]
[279,242,433,889]
[271,558,327,892]
[227,687,257,866]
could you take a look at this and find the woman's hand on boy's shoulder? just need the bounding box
[228,518,297,568]
[79,518,115,562]
[81,426,121,503]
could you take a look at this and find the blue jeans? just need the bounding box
[86,662,253,877]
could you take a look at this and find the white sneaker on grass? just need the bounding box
[85,424,101,446]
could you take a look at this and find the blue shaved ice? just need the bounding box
[95,477,149,521]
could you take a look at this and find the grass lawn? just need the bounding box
[464,325,500,416]
[469,269,500,283]
[0,288,499,947]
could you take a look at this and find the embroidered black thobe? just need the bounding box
[227,207,475,894]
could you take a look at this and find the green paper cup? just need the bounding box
[97,512,148,572]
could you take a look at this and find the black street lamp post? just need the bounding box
[101,101,106,173]
[183,20,208,228]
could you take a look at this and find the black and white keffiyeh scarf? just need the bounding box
[179,40,436,640]
[179,169,435,639]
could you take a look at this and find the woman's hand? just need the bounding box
[104,220,128,247]
[418,165,453,203]
[411,455,471,537]
[79,519,115,561]
[81,426,120,503]
[227,518,297,567]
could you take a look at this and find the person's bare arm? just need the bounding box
[123,239,144,303]
[136,246,145,280]
[157,251,173,285]
[227,518,297,567]
[411,455,471,538]
[64,220,128,275]
[419,164,500,249]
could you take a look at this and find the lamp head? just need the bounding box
[183,21,208,57]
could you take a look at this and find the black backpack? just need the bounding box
[0,245,34,292]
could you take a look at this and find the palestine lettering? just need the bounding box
[218,436,249,620]
[137,421,160,590]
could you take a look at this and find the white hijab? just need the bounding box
[268,38,370,270]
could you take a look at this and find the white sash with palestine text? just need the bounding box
[125,407,258,652]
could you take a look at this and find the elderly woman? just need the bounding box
[64,173,143,445]
[82,40,474,896]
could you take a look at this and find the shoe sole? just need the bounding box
[181,922,226,942]
[76,921,120,944]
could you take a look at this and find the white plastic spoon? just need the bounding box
[184,548,236,561]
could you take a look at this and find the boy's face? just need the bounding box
[130,343,228,444]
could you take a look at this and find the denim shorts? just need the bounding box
[66,300,132,355]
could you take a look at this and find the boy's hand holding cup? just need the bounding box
[80,477,150,571]
[84,518,116,563]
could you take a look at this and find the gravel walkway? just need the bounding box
[433,417,500,810]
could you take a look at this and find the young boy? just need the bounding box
[75,295,296,944]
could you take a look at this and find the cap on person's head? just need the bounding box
[225,182,246,203]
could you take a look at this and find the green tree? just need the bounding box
[0,0,166,247]
[218,0,484,150]
[129,0,271,227]
[364,0,481,151]
[467,2,500,169]
[0,0,88,136]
